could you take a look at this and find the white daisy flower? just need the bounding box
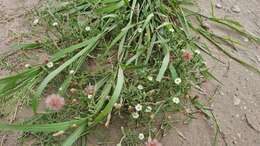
[135,104,143,111]
[138,133,145,140]
[114,103,122,109]
[137,84,144,90]
[59,87,63,91]
[33,18,39,25]
[174,78,182,85]
[137,28,142,33]
[25,64,31,68]
[147,76,153,81]
[47,62,54,68]
[52,22,58,26]
[85,26,91,31]
[172,97,180,104]
[69,70,75,74]
[132,112,139,119]
[87,94,93,99]
[169,28,175,32]
[195,50,201,55]
[145,106,152,113]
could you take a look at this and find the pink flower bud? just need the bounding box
[45,94,65,111]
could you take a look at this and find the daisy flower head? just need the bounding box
[147,76,153,81]
[194,49,201,55]
[137,28,142,33]
[85,26,91,31]
[169,28,175,32]
[138,133,145,140]
[135,104,143,111]
[25,64,31,68]
[87,94,93,99]
[33,18,39,25]
[69,70,75,74]
[172,97,180,104]
[182,50,193,61]
[45,94,65,111]
[174,78,182,85]
[47,62,54,68]
[132,112,139,119]
[52,22,58,27]
[137,84,144,90]
[145,106,152,113]
[114,103,122,109]
[145,138,162,146]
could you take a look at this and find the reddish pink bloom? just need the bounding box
[182,50,193,61]
[45,94,65,111]
[145,139,162,146]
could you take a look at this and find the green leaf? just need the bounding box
[169,63,178,80]
[96,1,125,14]
[11,43,41,50]
[94,67,124,123]
[32,34,102,112]
[0,119,86,132]
[156,51,170,82]
[62,123,87,146]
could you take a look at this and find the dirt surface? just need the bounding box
[162,0,260,146]
[0,0,260,146]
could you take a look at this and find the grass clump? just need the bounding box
[0,0,260,145]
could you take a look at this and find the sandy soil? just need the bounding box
[0,0,260,146]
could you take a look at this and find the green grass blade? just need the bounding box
[94,67,124,123]
[156,51,170,82]
[62,123,87,146]
[0,119,86,132]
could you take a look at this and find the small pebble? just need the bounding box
[231,5,241,13]
[216,3,223,9]
[243,37,249,42]
[233,96,241,106]
[256,55,260,62]
[202,21,210,29]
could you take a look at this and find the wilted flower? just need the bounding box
[70,88,77,94]
[45,94,65,111]
[138,133,145,140]
[47,62,54,68]
[182,50,193,61]
[145,106,152,113]
[172,97,180,104]
[52,130,64,137]
[132,112,139,119]
[174,78,182,85]
[145,138,162,146]
[135,104,143,111]
[84,84,95,96]
[137,84,144,90]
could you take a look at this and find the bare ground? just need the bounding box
[0,0,260,146]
